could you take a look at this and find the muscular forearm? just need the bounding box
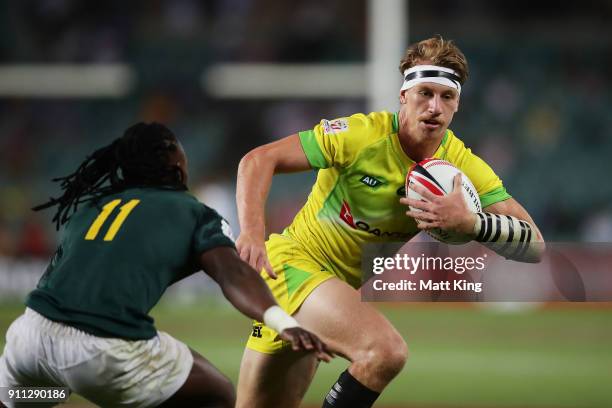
[236,148,275,236]
[236,134,312,238]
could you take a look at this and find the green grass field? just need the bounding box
[1,301,611,407]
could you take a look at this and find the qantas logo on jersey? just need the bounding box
[339,200,411,239]
[360,175,384,188]
[321,118,349,135]
[340,201,356,228]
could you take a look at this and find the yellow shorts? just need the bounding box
[246,233,335,354]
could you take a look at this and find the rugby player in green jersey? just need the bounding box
[234,36,544,407]
[0,123,331,408]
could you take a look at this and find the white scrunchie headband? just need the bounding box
[400,65,462,94]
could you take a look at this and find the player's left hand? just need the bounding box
[400,173,476,235]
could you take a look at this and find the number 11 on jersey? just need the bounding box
[85,199,140,241]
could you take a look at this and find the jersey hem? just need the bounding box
[26,295,157,340]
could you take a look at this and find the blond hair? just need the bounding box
[399,35,468,85]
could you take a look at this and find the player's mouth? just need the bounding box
[421,118,442,130]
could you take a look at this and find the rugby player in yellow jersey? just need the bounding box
[235,36,544,408]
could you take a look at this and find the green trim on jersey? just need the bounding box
[299,130,327,169]
[480,186,512,208]
[440,130,449,149]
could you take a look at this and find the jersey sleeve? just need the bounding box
[446,132,512,208]
[298,113,388,169]
[192,205,236,254]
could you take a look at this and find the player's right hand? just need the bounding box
[280,327,334,363]
[236,234,277,279]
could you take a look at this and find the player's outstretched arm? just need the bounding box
[403,174,545,262]
[236,134,311,278]
[200,246,333,362]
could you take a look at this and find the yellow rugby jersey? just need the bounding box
[285,111,510,288]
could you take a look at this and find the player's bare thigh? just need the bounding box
[294,278,408,389]
[236,277,408,406]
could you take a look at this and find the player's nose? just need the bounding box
[427,95,442,114]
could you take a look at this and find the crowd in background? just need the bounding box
[1,0,612,260]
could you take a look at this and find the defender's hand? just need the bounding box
[280,327,334,362]
[236,234,277,279]
[401,174,476,235]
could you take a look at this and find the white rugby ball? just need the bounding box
[406,158,482,244]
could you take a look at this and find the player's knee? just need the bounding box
[359,331,408,381]
[379,333,409,378]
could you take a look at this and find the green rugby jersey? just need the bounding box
[26,187,235,340]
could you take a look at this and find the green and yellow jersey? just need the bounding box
[26,187,235,340]
[248,111,512,353]
[288,111,510,288]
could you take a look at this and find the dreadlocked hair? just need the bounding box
[34,122,186,229]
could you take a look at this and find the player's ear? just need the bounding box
[399,90,408,104]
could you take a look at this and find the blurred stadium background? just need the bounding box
[1,0,611,407]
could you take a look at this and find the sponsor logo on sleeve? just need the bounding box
[321,118,349,135]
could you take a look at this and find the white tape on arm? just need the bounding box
[263,305,300,333]
[473,212,542,262]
